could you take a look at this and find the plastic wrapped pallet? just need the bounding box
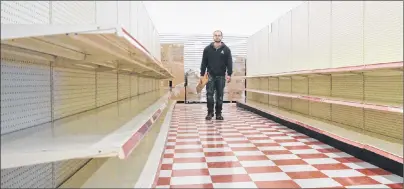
[184,71,203,102]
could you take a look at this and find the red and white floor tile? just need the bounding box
[154,104,403,188]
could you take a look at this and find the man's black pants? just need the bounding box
[206,76,226,115]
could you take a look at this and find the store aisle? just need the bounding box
[154,104,403,188]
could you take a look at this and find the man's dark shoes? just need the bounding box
[205,113,214,120]
[216,114,224,120]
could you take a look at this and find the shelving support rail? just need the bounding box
[0,24,175,169]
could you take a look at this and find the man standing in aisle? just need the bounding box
[200,30,233,120]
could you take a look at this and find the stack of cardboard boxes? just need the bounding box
[161,44,185,87]
[160,44,186,100]
[225,56,246,102]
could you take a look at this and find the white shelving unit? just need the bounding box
[1,1,173,188]
[242,1,403,168]
[1,91,170,169]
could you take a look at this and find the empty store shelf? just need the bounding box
[1,90,171,169]
[1,25,173,79]
[244,89,403,114]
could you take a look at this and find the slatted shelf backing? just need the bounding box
[291,2,309,71]
[151,79,156,91]
[331,75,363,100]
[147,78,151,92]
[156,80,161,90]
[291,77,308,94]
[268,96,278,107]
[268,77,279,106]
[278,77,292,110]
[259,77,269,104]
[268,78,279,92]
[251,78,260,102]
[146,78,151,93]
[51,1,96,24]
[246,79,253,101]
[365,110,403,140]
[309,101,331,120]
[0,1,50,24]
[138,77,145,94]
[331,1,364,68]
[247,91,254,100]
[152,79,156,91]
[52,67,96,120]
[364,1,403,65]
[247,78,253,100]
[147,78,151,93]
[96,72,118,107]
[118,97,132,117]
[278,77,291,93]
[155,79,158,90]
[1,163,53,188]
[54,159,90,187]
[130,75,139,97]
[292,99,309,115]
[1,58,51,135]
[278,97,292,110]
[155,79,159,90]
[149,79,155,92]
[364,74,403,104]
[145,78,151,93]
[269,19,280,74]
[248,78,256,90]
[290,76,308,115]
[118,74,131,100]
[248,2,402,76]
[309,75,331,96]
[331,104,364,130]
[278,11,292,73]
[308,1,331,70]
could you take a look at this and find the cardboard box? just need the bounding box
[225,56,246,101]
[160,44,185,87]
[161,44,184,63]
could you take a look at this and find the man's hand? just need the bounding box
[226,75,231,83]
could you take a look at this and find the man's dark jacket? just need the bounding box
[200,42,233,77]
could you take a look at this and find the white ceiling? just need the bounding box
[143,1,303,36]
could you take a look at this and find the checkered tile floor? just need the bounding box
[154,104,403,188]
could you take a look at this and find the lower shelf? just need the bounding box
[237,100,403,176]
[1,90,171,169]
[58,101,176,188]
